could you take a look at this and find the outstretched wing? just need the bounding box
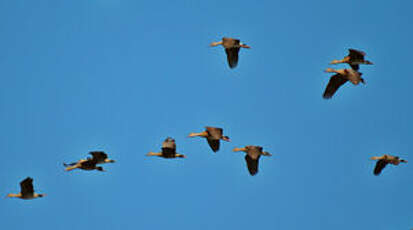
[89,151,108,161]
[374,159,388,175]
[323,74,348,99]
[349,64,360,71]
[225,47,240,69]
[207,138,220,152]
[245,155,259,176]
[20,177,34,195]
[348,49,366,60]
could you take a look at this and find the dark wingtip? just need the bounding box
[211,146,219,152]
[228,63,237,69]
[249,171,258,176]
[323,94,333,99]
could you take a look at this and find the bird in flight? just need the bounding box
[210,37,251,69]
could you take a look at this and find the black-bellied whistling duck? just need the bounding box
[188,126,230,152]
[323,68,365,99]
[63,159,104,172]
[233,146,272,176]
[146,137,186,158]
[330,49,373,70]
[370,154,407,175]
[7,177,45,200]
[63,151,115,171]
[210,37,250,69]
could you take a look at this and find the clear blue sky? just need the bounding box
[1,0,412,229]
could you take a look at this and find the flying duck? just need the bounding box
[330,49,373,70]
[210,37,250,68]
[370,154,407,175]
[63,159,104,172]
[64,151,115,171]
[188,126,230,152]
[323,68,365,99]
[7,177,45,199]
[146,137,186,158]
[233,146,272,176]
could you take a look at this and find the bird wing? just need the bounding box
[20,177,34,195]
[349,64,360,71]
[323,74,348,99]
[206,138,220,152]
[348,49,366,60]
[374,159,388,175]
[225,47,240,69]
[90,151,108,161]
[245,155,259,176]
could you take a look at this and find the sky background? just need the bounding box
[0,0,412,229]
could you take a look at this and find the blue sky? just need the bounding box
[0,0,412,229]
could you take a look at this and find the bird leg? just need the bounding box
[64,164,80,171]
[210,41,223,47]
[6,193,20,198]
[233,147,247,152]
[370,156,383,161]
[146,152,163,157]
[188,132,208,138]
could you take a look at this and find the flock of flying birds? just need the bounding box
[6,37,408,200]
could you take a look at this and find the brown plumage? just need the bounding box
[323,68,365,99]
[7,177,45,199]
[146,137,186,158]
[330,49,373,70]
[210,37,251,69]
[371,154,407,175]
[233,146,272,176]
[188,126,230,152]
